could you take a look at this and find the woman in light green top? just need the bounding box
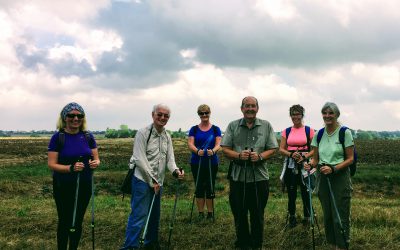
[305,102,354,250]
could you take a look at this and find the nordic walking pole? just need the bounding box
[326,174,349,250]
[208,153,215,222]
[306,168,315,250]
[140,193,156,246]
[250,148,259,209]
[91,168,95,250]
[190,156,202,223]
[299,157,316,250]
[242,147,248,209]
[167,168,183,250]
[70,156,82,233]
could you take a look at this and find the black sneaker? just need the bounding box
[207,212,214,219]
[143,241,160,250]
[196,212,204,222]
[289,215,297,228]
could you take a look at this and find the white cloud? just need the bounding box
[253,0,299,21]
[352,63,400,88]
[384,101,400,120]
[1,0,400,131]
[248,74,298,102]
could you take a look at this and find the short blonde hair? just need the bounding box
[197,104,211,113]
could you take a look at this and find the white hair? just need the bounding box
[152,103,171,113]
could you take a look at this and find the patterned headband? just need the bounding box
[61,102,85,120]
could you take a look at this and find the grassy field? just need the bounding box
[0,138,399,249]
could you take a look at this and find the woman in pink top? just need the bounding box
[279,104,315,228]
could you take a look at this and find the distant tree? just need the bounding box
[105,128,118,138]
[356,130,374,140]
[131,129,137,138]
[119,124,130,138]
[0,130,11,137]
[171,128,186,139]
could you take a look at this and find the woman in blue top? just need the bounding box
[188,104,222,220]
[48,102,100,250]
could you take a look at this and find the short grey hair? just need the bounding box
[321,102,340,118]
[152,103,171,114]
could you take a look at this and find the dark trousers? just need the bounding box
[229,179,269,248]
[284,168,310,218]
[53,177,92,250]
[191,163,218,198]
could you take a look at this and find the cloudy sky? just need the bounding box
[1,0,399,132]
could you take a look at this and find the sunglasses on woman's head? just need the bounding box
[66,114,85,119]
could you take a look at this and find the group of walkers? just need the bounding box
[47,96,355,250]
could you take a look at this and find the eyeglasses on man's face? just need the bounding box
[66,113,85,119]
[242,104,257,109]
[156,112,170,119]
[198,111,210,116]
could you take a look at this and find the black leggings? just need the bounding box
[53,177,92,250]
[284,167,310,217]
[191,162,218,199]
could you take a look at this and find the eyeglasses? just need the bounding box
[66,113,85,119]
[243,104,257,109]
[290,113,303,117]
[198,112,210,116]
[156,113,170,118]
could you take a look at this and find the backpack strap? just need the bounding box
[147,126,153,145]
[338,126,347,156]
[316,128,325,145]
[285,127,292,140]
[212,125,218,137]
[83,130,95,149]
[285,126,311,151]
[57,129,96,152]
[192,125,199,137]
[56,129,65,152]
[193,125,218,137]
[305,126,311,151]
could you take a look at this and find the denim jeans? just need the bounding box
[123,176,161,249]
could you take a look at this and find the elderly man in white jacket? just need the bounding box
[121,104,184,250]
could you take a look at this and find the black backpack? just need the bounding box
[316,126,357,176]
[121,126,153,199]
[56,129,95,152]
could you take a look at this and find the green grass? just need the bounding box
[1,138,399,249]
[0,162,399,249]
[1,194,399,249]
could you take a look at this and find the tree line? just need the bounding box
[1,127,400,140]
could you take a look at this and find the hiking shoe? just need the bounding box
[207,212,214,220]
[302,217,311,226]
[195,212,204,222]
[143,242,160,250]
[289,215,297,228]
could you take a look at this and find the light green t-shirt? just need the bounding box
[311,126,354,165]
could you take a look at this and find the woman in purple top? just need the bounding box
[48,102,100,250]
[187,104,222,220]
